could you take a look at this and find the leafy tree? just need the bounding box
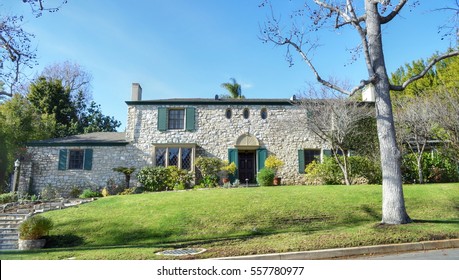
[221,78,245,99]
[27,76,77,137]
[261,0,459,224]
[27,72,121,137]
[0,94,54,191]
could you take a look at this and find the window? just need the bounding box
[225,108,232,119]
[298,149,320,174]
[260,108,267,119]
[154,145,195,171]
[58,149,93,171]
[158,107,196,131]
[168,109,185,130]
[304,149,321,166]
[68,150,84,169]
[243,108,250,119]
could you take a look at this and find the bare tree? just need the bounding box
[394,96,437,184]
[430,88,459,161]
[299,85,374,185]
[0,0,67,97]
[261,0,459,224]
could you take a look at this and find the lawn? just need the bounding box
[1,183,458,260]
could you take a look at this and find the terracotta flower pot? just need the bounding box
[273,177,282,186]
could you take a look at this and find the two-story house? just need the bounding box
[20,83,330,195]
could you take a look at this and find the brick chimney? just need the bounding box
[131,83,142,101]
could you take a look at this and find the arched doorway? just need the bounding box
[229,133,266,184]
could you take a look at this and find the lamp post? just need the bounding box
[12,159,20,192]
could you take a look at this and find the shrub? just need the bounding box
[257,168,275,186]
[304,156,381,185]
[137,166,193,192]
[265,155,284,176]
[105,178,125,195]
[0,192,17,204]
[79,188,101,198]
[112,166,136,188]
[119,188,136,195]
[41,184,60,201]
[68,186,82,198]
[401,152,459,183]
[19,215,53,240]
[195,157,223,187]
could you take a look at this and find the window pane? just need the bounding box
[168,109,184,129]
[156,148,166,167]
[260,108,267,119]
[304,149,320,166]
[168,148,179,166]
[243,108,249,119]
[68,150,84,169]
[225,108,232,119]
[181,148,192,170]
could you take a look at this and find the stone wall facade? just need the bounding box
[126,101,327,185]
[22,99,330,195]
[23,145,150,196]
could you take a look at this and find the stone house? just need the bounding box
[19,83,331,195]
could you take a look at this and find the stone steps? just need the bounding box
[0,214,29,250]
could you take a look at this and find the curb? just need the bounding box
[214,239,459,260]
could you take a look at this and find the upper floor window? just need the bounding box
[225,108,232,119]
[243,108,250,119]
[168,109,185,130]
[260,108,267,119]
[158,107,196,132]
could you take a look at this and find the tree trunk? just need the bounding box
[416,155,423,184]
[365,1,411,224]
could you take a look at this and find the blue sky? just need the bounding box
[3,0,456,130]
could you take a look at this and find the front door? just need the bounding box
[238,151,255,183]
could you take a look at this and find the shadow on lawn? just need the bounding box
[412,219,459,224]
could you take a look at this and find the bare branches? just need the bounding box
[380,0,408,24]
[390,50,459,91]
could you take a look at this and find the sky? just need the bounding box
[2,0,456,130]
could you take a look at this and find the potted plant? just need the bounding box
[264,155,284,185]
[18,215,53,250]
[220,161,237,184]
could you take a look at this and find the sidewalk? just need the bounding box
[215,239,459,260]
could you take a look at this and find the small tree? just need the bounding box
[264,155,284,178]
[195,157,224,187]
[298,88,374,185]
[112,167,136,189]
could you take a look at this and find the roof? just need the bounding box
[125,98,297,106]
[27,132,129,147]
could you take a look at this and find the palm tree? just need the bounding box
[221,78,244,99]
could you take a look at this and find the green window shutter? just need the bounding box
[228,148,238,181]
[158,107,167,131]
[185,107,196,131]
[58,149,68,170]
[84,149,93,170]
[298,149,305,174]
[257,148,267,172]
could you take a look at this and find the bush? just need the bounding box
[265,155,284,176]
[401,152,459,183]
[79,188,101,198]
[304,156,381,185]
[137,166,193,192]
[195,157,223,187]
[19,215,53,240]
[41,184,60,201]
[68,186,82,198]
[105,178,125,195]
[0,192,17,204]
[257,168,275,186]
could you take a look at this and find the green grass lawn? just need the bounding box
[1,183,458,260]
